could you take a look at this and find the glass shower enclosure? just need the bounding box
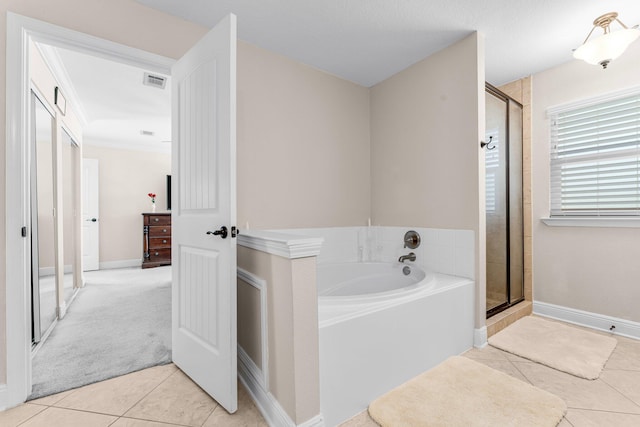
[485,83,524,317]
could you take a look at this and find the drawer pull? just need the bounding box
[163,229,167,233]
[163,240,167,244]
[155,252,159,256]
[154,218,159,222]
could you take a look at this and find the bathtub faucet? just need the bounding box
[398,252,416,263]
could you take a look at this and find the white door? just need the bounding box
[82,158,99,271]
[171,14,238,413]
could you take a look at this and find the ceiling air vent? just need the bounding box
[143,72,167,89]
[140,130,155,136]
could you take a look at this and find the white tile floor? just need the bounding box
[2,318,639,427]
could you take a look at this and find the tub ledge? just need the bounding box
[238,229,324,259]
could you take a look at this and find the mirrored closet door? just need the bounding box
[31,91,57,344]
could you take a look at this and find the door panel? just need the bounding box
[171,14,237,413]
[82,158,99,271]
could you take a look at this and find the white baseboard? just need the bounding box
[39,264,73,276]
[98,259,142,270]
[238,347,324,427]
[0,384,8,411]
[533,301,640,341]
[474,326,488,348]
[56,301,67,319]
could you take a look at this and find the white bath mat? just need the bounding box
[489,316,617,380]
[368,356,566,427]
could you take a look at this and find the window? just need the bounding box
[549,90,640,217]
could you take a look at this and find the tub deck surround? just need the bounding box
[236,226,476,427]
[237,230,324,259]
[237,232,324,427]
[279,226,475,279]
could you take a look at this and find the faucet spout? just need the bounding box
[398,252,416,263]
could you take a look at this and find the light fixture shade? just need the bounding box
[573,28,640,66]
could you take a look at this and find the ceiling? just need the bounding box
[40,1,640,151]
[38,44,171,152]
[136,0,640,87]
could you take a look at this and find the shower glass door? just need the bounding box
[485,84,524,317]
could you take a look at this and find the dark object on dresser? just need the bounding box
[142,213,171,268]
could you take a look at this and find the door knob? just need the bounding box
[207,226,228,239]
[86,218,98,222]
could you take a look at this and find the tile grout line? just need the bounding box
[119,367,219,427]
[15,404,48,427]
[119,366,182,419]
[561,412,575,427]
[37,367,183,423]
[111,415,192,427]
[566,407,640,416]
[597,376,640,411]
[506,358,534,385]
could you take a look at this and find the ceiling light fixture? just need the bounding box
[573,12,640,69]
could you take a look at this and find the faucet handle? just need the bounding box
[404,230,421,249]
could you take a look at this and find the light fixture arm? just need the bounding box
[573,11,640,69]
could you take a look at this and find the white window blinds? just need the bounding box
[550,91,640,217]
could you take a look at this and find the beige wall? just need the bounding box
[531,42,640,323]
[237,279,263,370]
[82,144,170,264]
[237,42,371,229]
[237,247,320,424]
[370,33,485,327]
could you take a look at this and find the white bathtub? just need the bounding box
[318,262,474,426]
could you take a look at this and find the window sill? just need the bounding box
[541,217,640,228]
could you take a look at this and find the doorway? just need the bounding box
[27,39,173,398]
[6,12,238,412]
[5,12,176,408]
[484,83,524,318]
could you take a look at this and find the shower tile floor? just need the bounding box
[2,318,639,427]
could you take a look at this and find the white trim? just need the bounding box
[237,268,269,388]
[98,258,142,270]
[5,12,175,409]
[541,217,640,228]
[83,137,171,154]
[238,356,325,427]
[238,230,323,259]
[238,346,265,391]
[533,301,640,341]
[0,384,8,411]
[39,264,73,276]
[299,415,325,427]
[36,43,88,127]
[473,326,488,348]
[546,84,640,116]
[6,11,34,410]
[56,301,67,319]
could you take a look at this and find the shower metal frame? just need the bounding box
[485,82,524,319]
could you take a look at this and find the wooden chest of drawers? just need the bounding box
[142,212,171,269]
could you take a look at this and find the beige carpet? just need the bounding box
[368,356,566,427]
[489,316,617,380]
